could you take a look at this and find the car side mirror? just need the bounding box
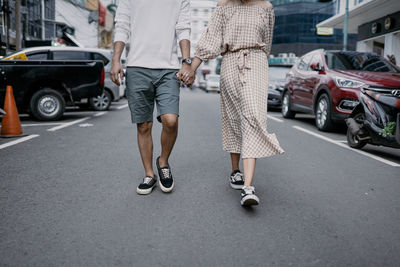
[310,63,323,72]
[310,63,324,72]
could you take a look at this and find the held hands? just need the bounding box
[177,63,195,87]
[111,59,124,86]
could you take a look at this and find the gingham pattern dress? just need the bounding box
[195,5,284,158]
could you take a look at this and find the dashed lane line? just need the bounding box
[0,122,63,127]
[267,115,284,123]
[293,125,400,167]
[0,134,40,150]
[94,111,108,117]
[116,104,128,110]
[47,117,91,132]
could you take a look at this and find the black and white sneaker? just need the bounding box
[156,157,174,193]
[136,176,157,195]
[240,186,260,206]
[230,170,244,189]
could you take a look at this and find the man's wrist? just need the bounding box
[182,58,192,65]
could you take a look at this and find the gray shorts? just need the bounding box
[125,67,180,124]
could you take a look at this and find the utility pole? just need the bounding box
[4,0,10,50]
[343,0,349,51]
[15,0,21,50]
[41,0,45,40]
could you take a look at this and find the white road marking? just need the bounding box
[116,104,128,110]
[47,117,90,132]
[0,122,63,127]
[267,115,284,123]
[78,123,94,128]
[0,134,39,150]
[94,111,107,117]
[293,125,400,167]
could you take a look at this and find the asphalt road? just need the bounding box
[1,89,399,266]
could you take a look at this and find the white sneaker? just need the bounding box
[240,186,260,206]
[230,170,244,190]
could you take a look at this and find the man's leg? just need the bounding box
[125,67,157,195]
[153,70,180,192]
[137,121,154,177]
[159,114,178,167]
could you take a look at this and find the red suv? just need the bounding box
[282,49,400,131]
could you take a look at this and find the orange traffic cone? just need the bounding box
[1,85,23,137]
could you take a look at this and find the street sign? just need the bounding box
[317,27,334,36]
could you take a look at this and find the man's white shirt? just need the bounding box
[114,0,191,69]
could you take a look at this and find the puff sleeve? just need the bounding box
[195,7,224,61]
[262,9,275,55]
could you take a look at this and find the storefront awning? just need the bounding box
[317,0,400,34]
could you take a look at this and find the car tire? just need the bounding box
[89,90,112,111]
[346,112,367,149]
[30,88,65,121]
[315,93,335,131]
[281,90,296,119]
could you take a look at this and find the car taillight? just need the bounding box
[100,67,105,86]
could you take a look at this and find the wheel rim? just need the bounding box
[282,93,289,115]
[38,95,60,117]
[92,93,110,109]
[316,98,328,128]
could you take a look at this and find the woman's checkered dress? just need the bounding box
[195,5,284,158]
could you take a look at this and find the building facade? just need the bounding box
[318,0,400,65]
[0,0,56,53]
[270,0,357,57]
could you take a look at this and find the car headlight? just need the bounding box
[334,77,365,88]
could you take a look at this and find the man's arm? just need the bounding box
[178,39,194,86]
[175,0,194,86]
[111,41,125,86]
[179,40,190,61]
[111,0,130,85]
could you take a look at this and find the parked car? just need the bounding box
[205,74,220,93]
[0,60,104,120]
[268,66,291,109]
[282,49,400,131]
[4,46,126,111]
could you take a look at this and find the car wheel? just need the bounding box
[281,90,296,118]
[346,112,367,149]
[30,88,65,121]
[89,90,112,111]
[315,94,334,131]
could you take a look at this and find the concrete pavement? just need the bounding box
[1,89,399,266]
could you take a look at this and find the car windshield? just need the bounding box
[325,51,399,73]
[269,66,290,82]
[208,76,220,82]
